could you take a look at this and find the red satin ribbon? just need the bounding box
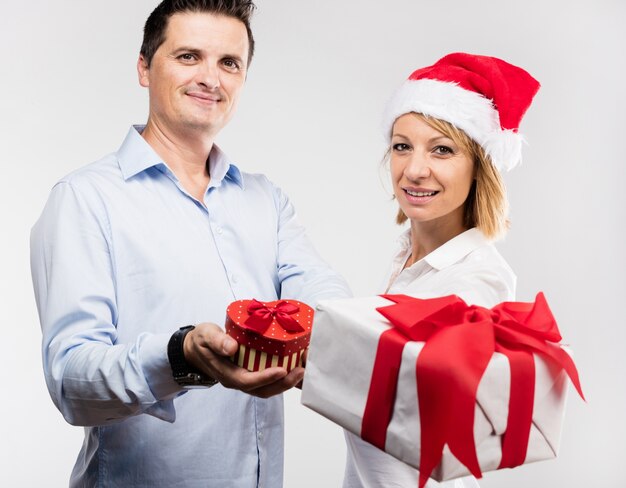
[360,293,584,488]
[244,299,304,334]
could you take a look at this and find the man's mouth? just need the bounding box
[186,91,221,103]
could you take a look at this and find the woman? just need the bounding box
[343,53,540,487]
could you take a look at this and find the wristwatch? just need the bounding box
[167,325,218,388]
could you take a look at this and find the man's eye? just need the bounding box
[392,143,410,152]
[222,59,241,70]
[178,53,196,62]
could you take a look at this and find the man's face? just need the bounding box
[138,12,249,137]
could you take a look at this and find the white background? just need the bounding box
[1,0,625,486]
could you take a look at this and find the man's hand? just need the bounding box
[183,322,304,398]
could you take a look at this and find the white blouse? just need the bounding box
[343,228,516,488]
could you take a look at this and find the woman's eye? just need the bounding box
[433,145,454,155]
[392,143,410,152]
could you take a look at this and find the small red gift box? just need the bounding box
[225,299,314,372]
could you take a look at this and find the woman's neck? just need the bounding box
[406,216,468,268]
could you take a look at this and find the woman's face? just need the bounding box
[391,113,475,230]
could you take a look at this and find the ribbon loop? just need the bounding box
[244,299,304,334]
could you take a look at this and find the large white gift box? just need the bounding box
[301,295,577,482]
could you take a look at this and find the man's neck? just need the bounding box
[141,119,215,201]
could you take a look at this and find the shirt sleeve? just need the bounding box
[270,181,353,306]
[30,180,181,427]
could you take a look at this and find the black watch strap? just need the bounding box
[167,325,218,387]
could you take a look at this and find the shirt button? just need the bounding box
[232,274,238,284]
[257,431,263,440]
[216,226,223,235]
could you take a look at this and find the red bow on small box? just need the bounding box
[243,299,304,334]
[360,293,584,488]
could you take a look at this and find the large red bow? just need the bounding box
[360,293,584,488]
[244,299,304,334]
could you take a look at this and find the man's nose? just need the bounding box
[197,61,220,90]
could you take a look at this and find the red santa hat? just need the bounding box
[382,53,540,171]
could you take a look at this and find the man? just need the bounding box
[30,1,350,486]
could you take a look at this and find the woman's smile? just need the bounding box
[402,187,439,204]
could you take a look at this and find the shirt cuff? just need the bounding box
[141,332,184,400]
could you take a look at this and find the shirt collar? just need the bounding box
[207,144,243,189]
[398,227,490,271]
[117,125,243,189]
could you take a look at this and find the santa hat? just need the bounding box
[382,53,540,171]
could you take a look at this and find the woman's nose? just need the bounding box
[404,152,431,180]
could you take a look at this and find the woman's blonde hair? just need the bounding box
[394,114,509,240]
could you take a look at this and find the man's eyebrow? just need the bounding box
[170,46,203,55]
[169,48,245,65]
[222,53,245,64]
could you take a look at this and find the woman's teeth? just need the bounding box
[406,190,436,197]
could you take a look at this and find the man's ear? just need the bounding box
[137,54,150,88]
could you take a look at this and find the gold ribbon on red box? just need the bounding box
[360,292,584,488]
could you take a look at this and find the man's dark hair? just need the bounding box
[140,0,256,67]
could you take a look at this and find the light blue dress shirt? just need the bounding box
[30,126,351,487]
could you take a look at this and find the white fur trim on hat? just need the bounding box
[381,79,524,171]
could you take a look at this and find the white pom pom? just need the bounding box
[483,130,524,172]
